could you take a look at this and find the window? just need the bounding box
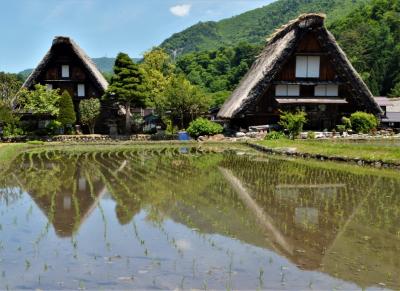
[296,56,320,78]
[46,84,53,91]
[77,84,85,97]
[61,65,70,78]
[315,84,338,96]
[276,85,300,96]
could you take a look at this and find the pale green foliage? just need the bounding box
[163,75,211,129]
[79,98,101,134]
[350,111,379,133]
[264,131,286,140]
[278,111,307,140]
[21,84,61,116]
[140,48,175,114]
[187,118,223,138]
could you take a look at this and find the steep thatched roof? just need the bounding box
[218,14,382,119]
[23,36,108,92]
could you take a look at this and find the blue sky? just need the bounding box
[0,0,274,73]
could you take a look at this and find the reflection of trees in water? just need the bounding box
[2,148,400,289]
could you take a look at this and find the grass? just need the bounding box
[0,143,30,164]
[256,139,400,164]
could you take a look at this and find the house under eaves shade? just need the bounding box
[22,36,110,133]
[218,14,382,130]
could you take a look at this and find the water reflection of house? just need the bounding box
[19,168,106,237]
[214,165,400,289]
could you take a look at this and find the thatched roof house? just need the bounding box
[22,36,110,133]
[218,14,382,130]
[23,36,108,92]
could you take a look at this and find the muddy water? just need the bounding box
[0,147,399,290]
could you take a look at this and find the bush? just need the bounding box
[164,118,178,135]
[336,124,347,133]
[342,117,352,130]
[278,110,307,140]
[350,112,379,133]
[46,120,63,135]
[57,90,76,128]
[2,124,25,138]
[307,131,316,139]
[265,131,286,140]
[187,118,223,138]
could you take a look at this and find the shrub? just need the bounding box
[350,111,379,133]
[57,91,76,128]
[336,124,347,133]
[187,118,223,138]
[342,117,352,130]
[278,110,307,140]
[79,98,101,134]
[265,131,286,140]
[307,131,316,139]
[46,120,63,135]
[164,118,178,135]
[2,124,25,138]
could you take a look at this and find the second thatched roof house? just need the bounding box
[22,36,110,133]
[218,14,382,130]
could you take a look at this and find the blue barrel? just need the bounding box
[178,131,190,141]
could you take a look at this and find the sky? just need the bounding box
[0,0,275,73]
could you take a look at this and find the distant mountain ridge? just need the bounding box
[160,0,369,55]
[18,57,145,80]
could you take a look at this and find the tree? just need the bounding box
[79,98,101,134]
[140,48,175,114]
[104,52,146,134]
[389,81,400,97]
[0,72,23,127]
[278,110,307,140]
[20,84,61,116]
[57,90,76,129]
[163,74,210,129]
[0,72,22,109]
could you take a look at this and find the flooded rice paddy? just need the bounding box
[0,146,400,290]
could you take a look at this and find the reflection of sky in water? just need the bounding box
[0,148,399,290]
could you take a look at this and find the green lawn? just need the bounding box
[257,139,400,164]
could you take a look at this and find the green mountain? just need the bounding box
[160,0,368,55]
[172,0,400,97]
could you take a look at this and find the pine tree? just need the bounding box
[104,52,146,134]
[57,90,76,129]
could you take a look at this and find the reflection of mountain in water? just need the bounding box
[2,148,400,289]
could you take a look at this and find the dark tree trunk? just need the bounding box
[89,123,95,134]
[125,101,132,134]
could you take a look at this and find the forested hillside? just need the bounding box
[174,0,400,101]
[161,0,368,54]
[330,0,400,96]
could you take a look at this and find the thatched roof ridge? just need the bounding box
[267,13,326,43]
[23,36,109,92]
[218,14,382,119]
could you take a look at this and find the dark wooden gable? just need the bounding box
[34,42,103,100]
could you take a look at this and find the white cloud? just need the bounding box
[170,4,191,17]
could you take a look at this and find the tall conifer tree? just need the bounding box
[104,53,145,134]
